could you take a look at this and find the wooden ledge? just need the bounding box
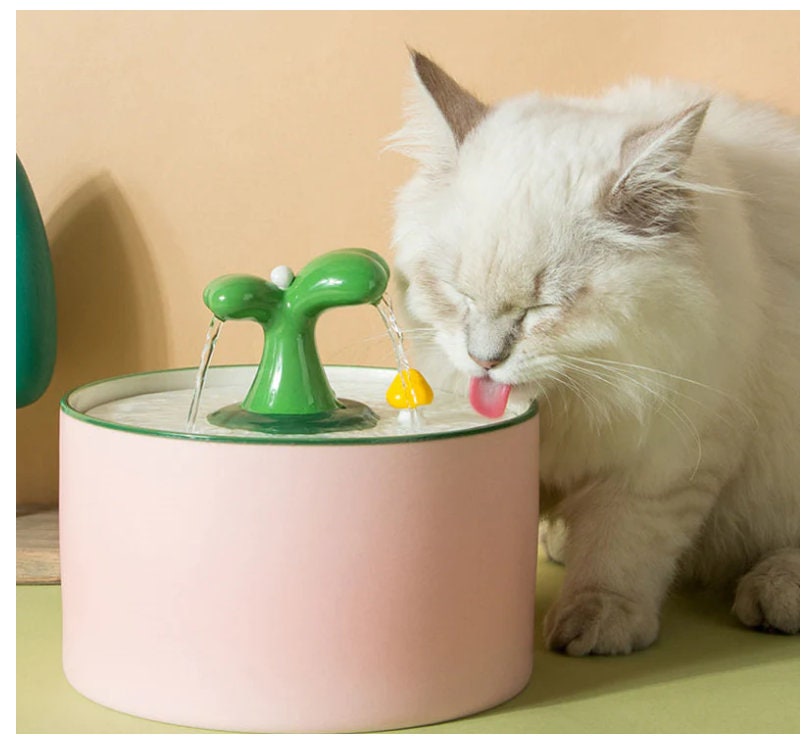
[17,506,60,584]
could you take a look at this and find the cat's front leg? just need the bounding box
[544,480,716,656]
[539,517,567,565]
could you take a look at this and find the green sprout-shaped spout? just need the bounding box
[203,248,389,434]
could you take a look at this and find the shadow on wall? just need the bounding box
[16,174,168,507]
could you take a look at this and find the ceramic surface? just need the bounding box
[59,367,540,733]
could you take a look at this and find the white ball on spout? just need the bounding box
[270,265,295,289]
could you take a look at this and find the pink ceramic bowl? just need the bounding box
[59,365,540,733]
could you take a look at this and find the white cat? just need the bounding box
[389,51,799,655]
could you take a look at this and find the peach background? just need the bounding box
[16,10,799,505]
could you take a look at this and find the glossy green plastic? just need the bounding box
[203,248,389,433]
[16,155,57,408]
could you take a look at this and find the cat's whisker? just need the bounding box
[534,374,572,425]
[407,336,443,347]
[560,355,684,412]
[560,359,703,478]
[561,360,703,478]
[533,381,555,427]
[399,327,440,336]
[536,354,657,430]
[557,358,655,431]
[340,328,440,357]
[546,366,602,430]
[559,354,757,435]
[557,353,759,430]
[350,331,408,346]
[521,363,571,423]
[557,359,651,421]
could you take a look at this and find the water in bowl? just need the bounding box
[86,366,524,441]
[95,293,524,441]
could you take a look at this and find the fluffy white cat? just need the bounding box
[389,51,799,655]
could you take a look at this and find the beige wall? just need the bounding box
[17,10,799,505]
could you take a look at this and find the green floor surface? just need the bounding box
[17,559,799,734]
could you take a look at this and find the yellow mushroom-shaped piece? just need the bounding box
[386,368,434,409]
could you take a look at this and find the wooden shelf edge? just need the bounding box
[17,506,60,585]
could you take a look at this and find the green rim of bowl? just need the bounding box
[60,364,539,446]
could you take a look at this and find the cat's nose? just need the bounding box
[468,352,506,370]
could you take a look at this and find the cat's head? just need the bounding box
[390,51,714,414]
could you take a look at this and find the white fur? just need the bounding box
[390,69,799,655]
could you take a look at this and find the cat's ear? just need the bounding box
[410,50,489,147]
[604,100,711,236]
[387,49,488,169]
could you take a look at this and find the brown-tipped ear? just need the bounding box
[410,49,489,147]
[605,100,711,236]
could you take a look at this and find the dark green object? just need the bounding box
[203,248,390,434]
[17,155,57,408]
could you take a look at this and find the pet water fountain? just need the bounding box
[59,248,540,733]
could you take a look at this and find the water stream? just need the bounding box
[376,293,411,377]
[184,294,420,434]
[185,316,223,431]
[376,293,422,428]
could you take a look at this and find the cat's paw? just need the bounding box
[544,586,659,656]
[733,548,800,634]
[539,518,567,565]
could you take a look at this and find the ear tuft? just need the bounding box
[409,50,489,147]
[605,100,711,236]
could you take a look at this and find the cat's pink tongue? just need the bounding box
[469,376,512,419]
